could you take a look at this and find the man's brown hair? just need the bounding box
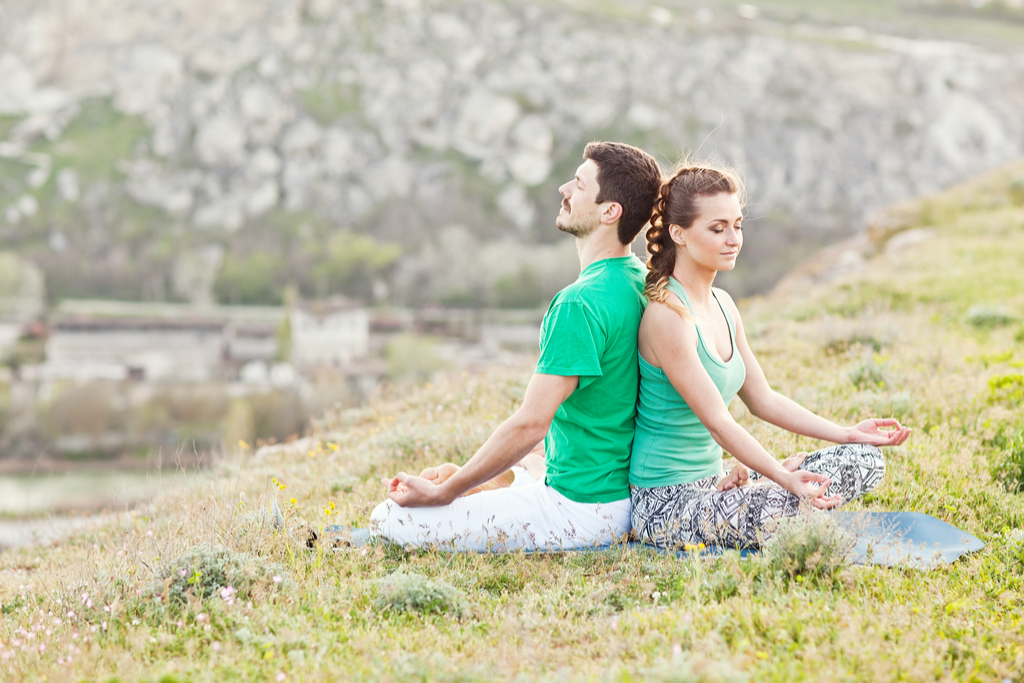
[583,141,663,245]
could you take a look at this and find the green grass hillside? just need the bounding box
[1,163,1024,681]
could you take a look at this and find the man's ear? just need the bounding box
[600,201,623,225]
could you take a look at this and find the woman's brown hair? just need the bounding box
[643,160,745,318]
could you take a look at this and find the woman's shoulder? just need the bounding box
[712,286,741,318]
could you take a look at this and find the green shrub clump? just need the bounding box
[763,512,855,584]
[374,570,465,617]
[988,373,1024,406]
[967,304,1016,329]
[149,543,287,604]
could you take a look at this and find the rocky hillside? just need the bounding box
[1,0,1023,305]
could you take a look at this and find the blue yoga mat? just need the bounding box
[829,511,985,568]
[317,511,984,568]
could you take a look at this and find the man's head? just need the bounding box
[555,141,662,244]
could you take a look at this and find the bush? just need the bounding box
[148,544,287,604]
[967,304,1016,329]
[762,512,855,584]
[214,251,287,305]
[493,266,544,309]
[374,570,465,617]
[847,355,887,390]
[988,373,1024,406]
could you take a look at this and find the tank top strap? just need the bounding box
[711,288,737,342]
[665,277,693,310]
[666,278,738,351]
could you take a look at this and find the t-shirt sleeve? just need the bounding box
[535,301,606,388]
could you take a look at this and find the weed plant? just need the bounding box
[373,570,465,617]
[762,512,855,584]
[2,163,1024,680]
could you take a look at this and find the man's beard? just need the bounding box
[555,214,598,238]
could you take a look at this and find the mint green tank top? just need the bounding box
[629,278,747,488]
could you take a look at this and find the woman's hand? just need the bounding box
[780,470,842,509]
[847,419,911,447]
[718,463,750,491]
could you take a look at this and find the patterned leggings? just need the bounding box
[630,444,885,550]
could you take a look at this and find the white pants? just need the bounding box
[369,473,631,552]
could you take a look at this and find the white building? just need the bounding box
[288,298,369,369]
[42,300,286,382]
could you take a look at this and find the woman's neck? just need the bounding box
[672,262,717,306]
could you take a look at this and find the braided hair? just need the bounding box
[643,161,745,319]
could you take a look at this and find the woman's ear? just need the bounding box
[669,224,685,246]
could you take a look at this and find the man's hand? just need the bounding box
[847,418,911,447]
[717,463,750,491]
[385,472,453,507]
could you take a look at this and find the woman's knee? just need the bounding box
[854,444,886,490]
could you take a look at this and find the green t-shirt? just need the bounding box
[536,255,647,504]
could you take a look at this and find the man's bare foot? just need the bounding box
[418,462,515,496]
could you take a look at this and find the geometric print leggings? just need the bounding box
[630,443,886,550]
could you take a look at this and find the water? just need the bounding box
[0,470,198,516]
[0,469,201,550]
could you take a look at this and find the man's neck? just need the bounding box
[576,228,631,272]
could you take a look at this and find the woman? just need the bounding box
[629,162,910,550]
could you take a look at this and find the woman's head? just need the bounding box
[644,161,745,314]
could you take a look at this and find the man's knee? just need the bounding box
[369,499,393,534]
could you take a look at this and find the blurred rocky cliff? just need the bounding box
[1,0,1022,304]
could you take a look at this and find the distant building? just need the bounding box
[289,298,369,369]
[39,298,371,382]
[44,316,226,382]
[41,300,286,382]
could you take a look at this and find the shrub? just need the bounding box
[967,304,1016,329]
[148,543,287,604]
[374,570,465,617]
[493,266,544,309]
[847,355,887,390]
[762,512,855,584]
[988,373,1024,406]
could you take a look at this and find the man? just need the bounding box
[370,141,662,551]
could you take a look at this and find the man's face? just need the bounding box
[555,159,603,238]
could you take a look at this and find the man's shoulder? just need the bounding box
[553,256,645,306]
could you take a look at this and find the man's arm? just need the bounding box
[385,373,578,507]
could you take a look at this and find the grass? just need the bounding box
[2,163,1024,680]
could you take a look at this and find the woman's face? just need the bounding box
[670,192,743,272]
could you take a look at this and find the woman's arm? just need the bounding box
[643,302,839,508]
[724,293,910,448]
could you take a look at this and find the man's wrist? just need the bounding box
[435,480,460,506]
